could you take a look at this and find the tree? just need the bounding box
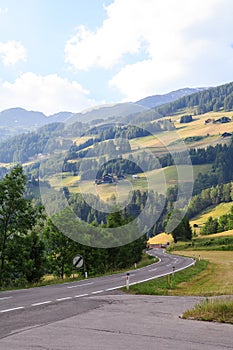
[43,219,78,279]
[200,216,219,235]
[168,211,192,243]
[5,229,46,285]
[0,165,42,286]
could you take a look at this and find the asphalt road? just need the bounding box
[0,249,195,339]
[1,294,233,350]
[0,250,232,350]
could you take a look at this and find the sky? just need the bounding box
[0,0,233,115]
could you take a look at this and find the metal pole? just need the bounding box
[84,260,88,279]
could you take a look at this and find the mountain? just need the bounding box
[0,88,208,133]
[0,108,47,128]
[68,102,148,124]
[136,88,207,109]
[69,89,207,124]
[0,108,73,128]
[0,108,74,142]
[48,111,74,123]
[0,83,230,142]
[156,81,233,116]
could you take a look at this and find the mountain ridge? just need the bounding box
[136,87,207,109]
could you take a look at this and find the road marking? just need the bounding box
[0,296,12,301]
[67,282,93,289]
[105,286,124,291]
[56,297,72,302]
[129,260,196,287]
[74,294,89,298]
[92,290,104,294]
[32,301,52,306]
[148,268,157,272]
[166,264,171,266]
[0,306,24,313]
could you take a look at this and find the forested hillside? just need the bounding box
[156,81,233,116]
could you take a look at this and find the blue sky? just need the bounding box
[0,0,233,115]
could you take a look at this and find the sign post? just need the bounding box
[172,266,175,277]
[73,255,88,278]
[126,272,130,291]
[73,255,84,269]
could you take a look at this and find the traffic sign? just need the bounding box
[73,255,84,268]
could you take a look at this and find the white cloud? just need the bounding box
[0,7,8,15]
[65,0,233,100]
[0,41,27,66]
[0,73,97,115]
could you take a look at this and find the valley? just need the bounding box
[1,81,233,300]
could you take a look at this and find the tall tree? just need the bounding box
[0,165,40,286]
[43,219,77,279]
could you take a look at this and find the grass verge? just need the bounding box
[182,297,233,324]
[123,259,208,296]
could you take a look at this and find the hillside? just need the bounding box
[136,87,206,109]
[0,108,74,142]
[0,86,210,141]
[156,81,233,116]
[1,80,233,239]
[190,202,233,228]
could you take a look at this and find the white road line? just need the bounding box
[0,306,24,313]
[67,282,94,289]
[166,264,171,266]
[92,290,104,294]
[148,268,157,272]
[56,297,72,302]
[105,286,123,291]
[129,260,196,287]
[0,296,12,301]
[74,294,89,298]
[32,301,52,306]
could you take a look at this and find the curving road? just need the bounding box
[0,249,194,338]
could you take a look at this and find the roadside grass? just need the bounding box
[124,259,208,296]
[182,297,233,324]
[126,248,233,297]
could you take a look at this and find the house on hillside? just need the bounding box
[205,118,212,124]
[221,132,232,138]
[214,116,231,124]
[95,173,115,185]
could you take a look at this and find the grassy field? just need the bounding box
[190,202,233,231]
[46,162,211,202]
[130,110,233,152]
[148,232,173,245]
[172,250,233,296]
